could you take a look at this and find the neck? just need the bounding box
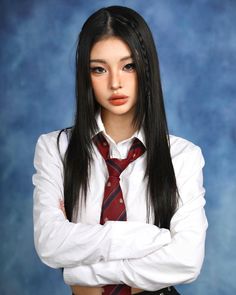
[101,111,137,143]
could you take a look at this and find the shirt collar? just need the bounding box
[94,111,146,147]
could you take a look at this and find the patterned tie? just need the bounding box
[93,132,145,295]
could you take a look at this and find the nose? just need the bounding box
[110,70,122,90]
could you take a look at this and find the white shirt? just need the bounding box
[33,115,208,291]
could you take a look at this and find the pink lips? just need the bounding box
[108,94,129,106]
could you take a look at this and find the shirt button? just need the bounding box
[107,181,111,187]
[119,198,123,203]
[103,142,107,146]
[133,153,136,158]
[104,217,108,222]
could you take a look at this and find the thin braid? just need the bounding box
[127,25,150,95]
[115,16,151,95]
[129,21,151,93]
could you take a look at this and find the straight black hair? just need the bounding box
[58,6,178,229]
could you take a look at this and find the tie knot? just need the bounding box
[93,132,146,176]
[106,158,127,177]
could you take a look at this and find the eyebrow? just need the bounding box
[90,55,133,63]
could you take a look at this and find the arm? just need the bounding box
[63,146,208,291]
[33,132,171,269]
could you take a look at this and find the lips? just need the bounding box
[108,94,129,106]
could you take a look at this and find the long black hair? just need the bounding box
[58,6,178,229]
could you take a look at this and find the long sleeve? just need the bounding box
[33,132,171,269]
[63,145,208,290]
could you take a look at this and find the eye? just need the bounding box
[123,63,136,72]
[90,66,106,74]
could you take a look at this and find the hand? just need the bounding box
[59,199,67,218]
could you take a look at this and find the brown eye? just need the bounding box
[90,67,106,74]
[123,63,136,72]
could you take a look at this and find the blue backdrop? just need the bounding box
[1,0,235,294]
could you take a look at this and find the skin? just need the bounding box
[62,37,143,294]
[90,36,138,143]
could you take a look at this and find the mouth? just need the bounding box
[108,94,129,106]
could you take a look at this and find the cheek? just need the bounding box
[124,72,136,83]
[91,77,97,90]
[91,78,101,95]
[91,78,106,103]
[125,75,138,94]
[133,76,138,92]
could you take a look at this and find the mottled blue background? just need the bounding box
[1,0,236,294]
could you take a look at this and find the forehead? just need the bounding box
[90,36,132,60]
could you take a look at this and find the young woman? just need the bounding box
[33,6,208,295]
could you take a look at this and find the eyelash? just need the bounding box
[90,63,136,74]
[89,67,106,74]
[123,63,136,72]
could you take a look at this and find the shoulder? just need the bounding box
[37,130,61,144]
[34,129,70,160]
[169,134,205,174]
[170,134,202,159]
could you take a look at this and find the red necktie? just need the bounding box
[93,132,145,295]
